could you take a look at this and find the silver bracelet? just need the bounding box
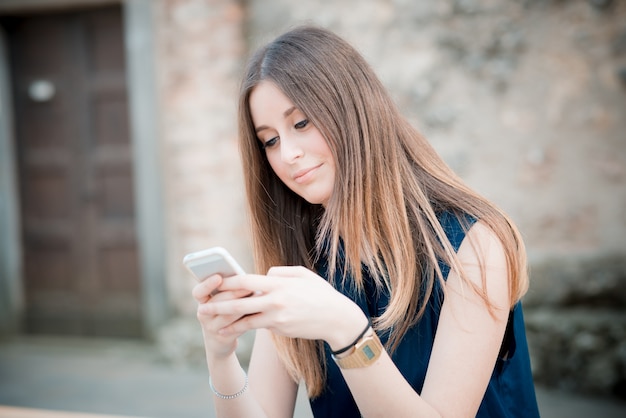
[209,373,249,400]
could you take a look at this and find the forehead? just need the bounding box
[249,81,294,113]
[248,81,296,124]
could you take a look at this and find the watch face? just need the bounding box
[363,344,376,360]
[334,329,383,369]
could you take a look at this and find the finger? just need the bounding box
[197,289,256,329]
[200,314,245,336]
[198,293,271,317]
[191,274,223,303]
[210,288,253,302]
[196,305,247,334]
[267,265,310,278]
[217,274,277,293]
[217,312,266,336]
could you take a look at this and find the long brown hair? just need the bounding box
[238,26,528,397]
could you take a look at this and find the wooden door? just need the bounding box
[2,5,142,337]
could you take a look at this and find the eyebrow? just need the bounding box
[255,106,297,134]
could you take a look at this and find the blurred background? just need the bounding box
[0,0,624,417]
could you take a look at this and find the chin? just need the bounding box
[301,193,330,206]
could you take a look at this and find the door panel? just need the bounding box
[3,5,142,337]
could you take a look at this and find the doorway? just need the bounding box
[2,5,142,337]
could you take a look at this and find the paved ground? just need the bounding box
[0,336,625,418]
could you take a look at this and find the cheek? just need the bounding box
[266,153,290,183]
[312,131,333,159]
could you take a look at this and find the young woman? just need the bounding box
[193,26,540,417]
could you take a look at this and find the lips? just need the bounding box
[293,164,322,183]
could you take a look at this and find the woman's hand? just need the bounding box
[192,274,253,361]
[196,266,368,350]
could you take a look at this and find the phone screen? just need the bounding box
[183,247,245,282]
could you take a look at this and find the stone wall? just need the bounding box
[524,254,626,398]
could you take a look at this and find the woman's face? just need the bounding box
[249,81,335,206]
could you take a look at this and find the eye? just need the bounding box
[294,119,309,129]
[260,136,279,150]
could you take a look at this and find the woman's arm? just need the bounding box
[194,276,298,418]
[248,329,299,418]
[419,221,510,415]
[203,331,298,418]
[338,221,510,417]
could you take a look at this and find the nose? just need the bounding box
[280,134,303,163]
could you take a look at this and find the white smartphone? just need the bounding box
[183,246,245,282]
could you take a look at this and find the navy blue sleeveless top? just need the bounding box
[310,212,540,417]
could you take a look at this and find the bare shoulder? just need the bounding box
[450,220,510,309]
[457,220,507,268]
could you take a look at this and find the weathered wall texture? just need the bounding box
[153,0,626,398]
[153,0,251,316]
